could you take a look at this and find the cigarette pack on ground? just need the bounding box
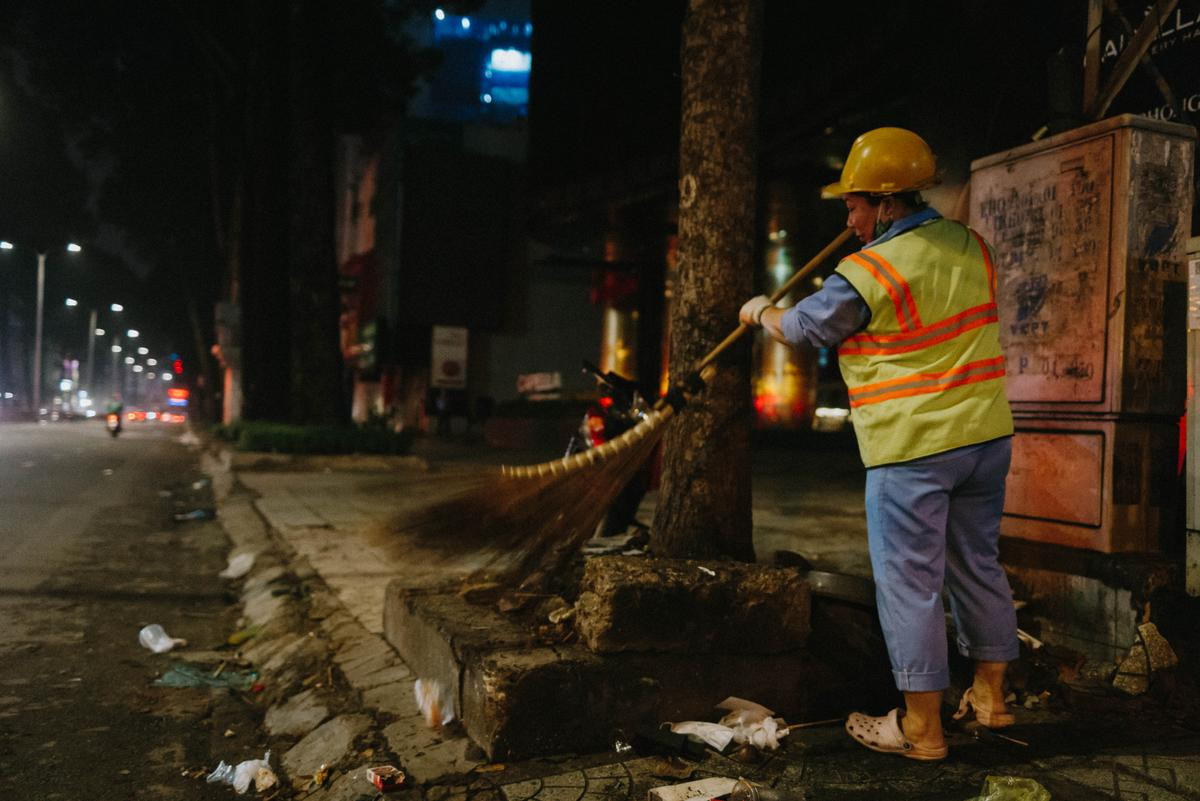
[367,765,406,791]
[647,777,737,801]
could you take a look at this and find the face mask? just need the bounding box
[872,203,892,240]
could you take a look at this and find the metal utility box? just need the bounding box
[1004,415,1179,552]
[970,115,1195,416]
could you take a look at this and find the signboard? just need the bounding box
[431,326,468,389]
[516,371,563,400]
[1100,2,1200,122]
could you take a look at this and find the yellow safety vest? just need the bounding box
[835,218,1013,467]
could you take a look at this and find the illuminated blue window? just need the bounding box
[426,7,532,120]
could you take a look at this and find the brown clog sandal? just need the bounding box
[845,708,948,761]
[952,688,1016,729]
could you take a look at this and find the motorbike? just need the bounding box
[106,411,122,438]
[566,360,653,538]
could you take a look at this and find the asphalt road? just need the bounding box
[0,421,263,800]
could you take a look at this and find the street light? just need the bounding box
[110,303,123,312]
[64,297,78,307]
[126,329,139,338]
[0,241,82,415]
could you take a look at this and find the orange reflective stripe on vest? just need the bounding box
[847,355,1006,408]
[844,250,923,331]
[840,301,998,355]
[970,229,996,302]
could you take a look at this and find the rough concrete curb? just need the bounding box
[201,448,482,798]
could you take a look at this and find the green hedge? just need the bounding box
[216,420,414,455]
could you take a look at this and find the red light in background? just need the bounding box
[167,387,190,400]
[172,359,183,374]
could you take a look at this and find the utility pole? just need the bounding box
[85,308,98,400]
[32,252,45,417]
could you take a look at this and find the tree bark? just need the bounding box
[287,0,346,425]
[653,0,762,561]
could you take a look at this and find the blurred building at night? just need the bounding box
[334,0,1199,441]
[335,0,611,434]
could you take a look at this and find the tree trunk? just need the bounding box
[287,0,345,425]
[652,0,762,561]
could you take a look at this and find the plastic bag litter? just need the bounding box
[219,553,256,580]
[138,624,188,654]
[716,697,788,750]
[206,750,277,795]
[669,721,736,752]
[414,678,455,728]
[153,662,258,690]
[967,776,1050,801]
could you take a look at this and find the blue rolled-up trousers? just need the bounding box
[865,436,1019,692]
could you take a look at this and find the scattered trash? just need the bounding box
[367,764,407,792]
[218,553,256,580]
[669,721,736,752]
[158,490,174,498]
[206,751,278,795]
[174,508,216,522]
[138,624,188,654]
[473,764,506,774]
[192,478,211,490]
[1016,627,1044,651]
[647,777,737,801]
[223,729,235,738]
[154,663,258,691]
[414,678,455,728]
[697,566,717,577]
[716,697,788,750]
[613,739,634,755]
[646,756,697,780]
[730,777,806,801]
[102,468,114,476]
[309,763,331,789]
[227,624,262,646]
[1113,622,1180,695]
[966,776,1050,801]
[548,604,576,624]
[632,726,707,761]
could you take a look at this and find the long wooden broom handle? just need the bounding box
[647,227,853,415]
[696,227,854,372]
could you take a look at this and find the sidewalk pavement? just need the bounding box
[201,433,1200,801]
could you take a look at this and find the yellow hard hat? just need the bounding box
[821,127,939,198]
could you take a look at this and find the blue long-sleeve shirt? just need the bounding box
[780,208,942,348]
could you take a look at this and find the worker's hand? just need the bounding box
[739,295,773,327]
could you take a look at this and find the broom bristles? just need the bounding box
[383,411,670,582]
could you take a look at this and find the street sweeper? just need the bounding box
[740,127,1019,762]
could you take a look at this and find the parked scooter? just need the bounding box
[566,360,652,537]
[106,412,122,438]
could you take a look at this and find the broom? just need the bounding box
[386,228,854,585]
